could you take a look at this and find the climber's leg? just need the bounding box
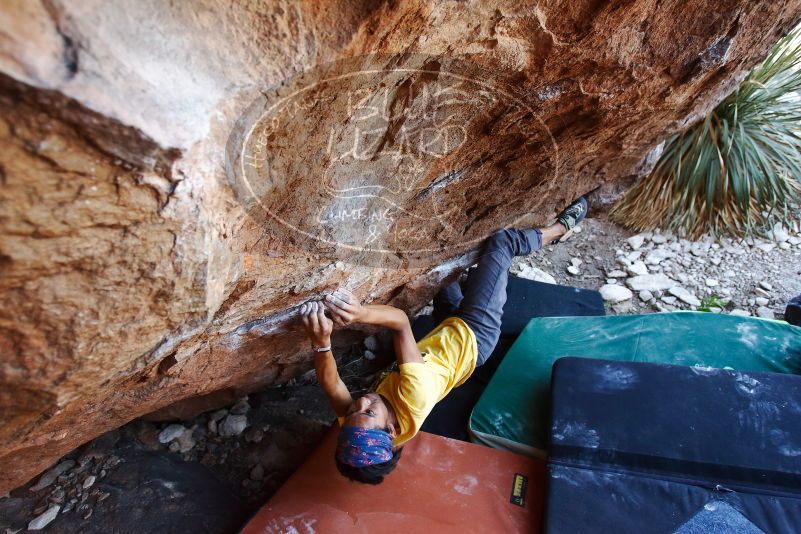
[456,228,543,366]
[432,280,463,325]
[456,197,588,365]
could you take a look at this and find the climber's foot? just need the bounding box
[553,197,588,243]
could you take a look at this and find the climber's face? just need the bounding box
[343,393,395,436]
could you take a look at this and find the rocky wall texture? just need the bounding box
[1,0,799,491]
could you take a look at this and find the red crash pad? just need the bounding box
[242,428,546,533]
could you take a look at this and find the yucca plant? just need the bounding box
[611,27,801,239]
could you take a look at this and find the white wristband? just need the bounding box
[313,345,331,353]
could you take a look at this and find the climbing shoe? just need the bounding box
[555,196,588,242]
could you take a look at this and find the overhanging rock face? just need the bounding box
[1,0,798,491]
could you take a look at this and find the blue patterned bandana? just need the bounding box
[336,426,393,467]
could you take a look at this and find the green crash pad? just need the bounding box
[468,312,801,457]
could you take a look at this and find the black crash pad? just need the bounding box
[546,357,801,533]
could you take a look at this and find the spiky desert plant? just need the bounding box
[611,28,801,239]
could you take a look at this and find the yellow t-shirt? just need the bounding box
[375,317,477,446]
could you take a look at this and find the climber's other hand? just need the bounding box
[300,301,332,347]
[325,287,364,326]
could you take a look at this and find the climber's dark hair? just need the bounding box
[335,446,403,485]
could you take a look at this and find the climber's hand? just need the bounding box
[299,301,332,348]
[325,287,364,327]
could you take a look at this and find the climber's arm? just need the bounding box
[325,289,408,330]
[313,349,353,417]
[300,301,352,417]
[390,318,424,365]
[325,289,423,365]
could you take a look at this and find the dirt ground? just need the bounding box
[3,214,800,533]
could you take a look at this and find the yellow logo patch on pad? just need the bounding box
[509,473,528,507]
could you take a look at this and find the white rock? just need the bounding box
[756,307,775,319]
[363,349,376,361]
[651,233,668,244]
[82,475,96,489]
[779,242,791,250]
[177,427,197,452]
[230,398,250,415]
[363,335,379,351]
[755,288,770,298]
[574,226,582,234]
[771,223,790,243]
[759,281,773,291]
[755,242,775,253]
[639,290,654,302]
[755,297,769,306]
[28,505,60,530]
[570,257,583,267]
[626,274,676,292]
[606,270,628,278]
[730,309,751,317]
[789,236,801,246]
[516,265,557,284]
[625,251,643,263]
[606,278,616,285]
[612,302,636,314]
[30,460,76,491]
[627,234,646,250]
[690,245,708,257]
[661,295,678,305]
[723,270,736,278]
[209,409,228,423]
[705,278,719,287]
[645,248,672,265]
[218,414,248,437]
[668,287,701,306]
[600,284,633,303]
[567,265,580,275]
[158,424,186,444]
[627,261,649,276]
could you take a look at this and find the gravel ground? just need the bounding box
[3,214,800,533]
[512,214,801,318]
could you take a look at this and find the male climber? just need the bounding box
[299,197,588,484]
